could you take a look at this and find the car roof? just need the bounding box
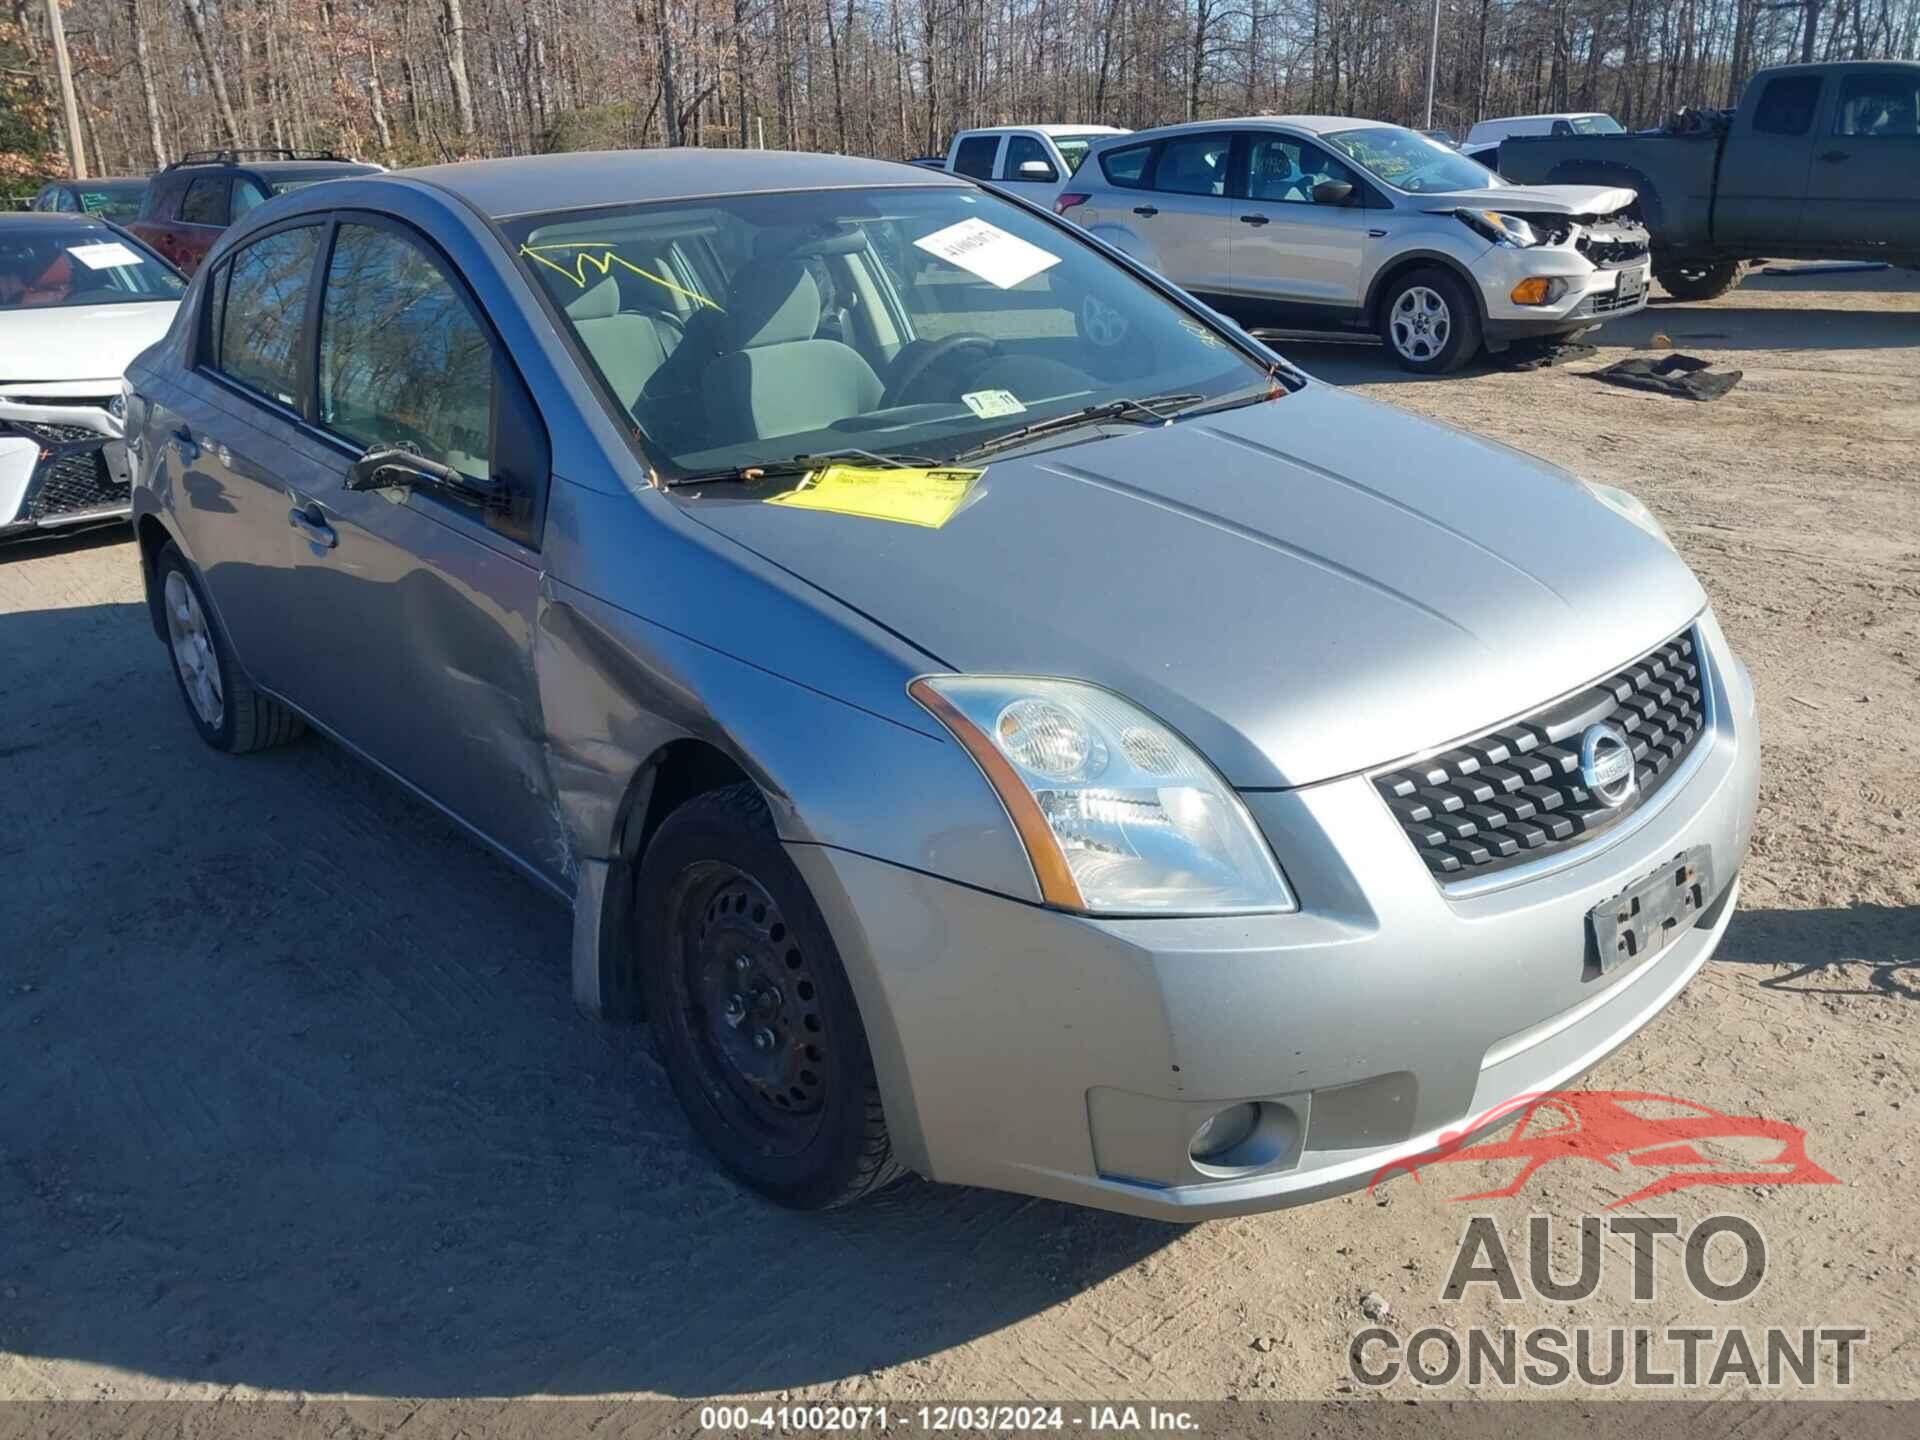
[1088,115,1393,148]
[0,212,123,231]
[957,124,1128,137]
[394,148,964,220]
[52,175,148,186]
[1472,113,1608,125]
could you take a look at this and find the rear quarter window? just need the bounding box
[1754,75,1822,135]
[213,225,321,408]
[1099,143,1154,189]
[181,176,230,227]
[952,136,999,179]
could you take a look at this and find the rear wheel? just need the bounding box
[156,543,304,754]
[1379,267,1481,374]
[640,783,903,1209]
[1654,259,1744,302]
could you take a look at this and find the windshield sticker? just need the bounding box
[766,464,983,529]
[66,241,141,271]
[1179,317,1224,348]
[518,244,723,311]
[961,388,1025,419]
[913,218,1061,289]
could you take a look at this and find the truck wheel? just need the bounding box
[1655,260,1744,302]
[1379,267,1481,374]
[639,782,905,1210]
[156,543,305,754]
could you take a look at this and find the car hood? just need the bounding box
[683,384,1706,788]
[1417,182,1637,217]
[0,301,177,386]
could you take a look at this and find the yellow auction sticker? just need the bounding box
[766,464,984,529]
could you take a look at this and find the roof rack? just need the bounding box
[163,148,354,170]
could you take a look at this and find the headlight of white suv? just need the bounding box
[1585,480,1674,549]
[1459,209,1541,248]
[910,676,1295,915]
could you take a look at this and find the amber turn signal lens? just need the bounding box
[1510,277,1555,306]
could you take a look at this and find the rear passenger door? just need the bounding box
[1136,132,1235,298]
[276,215,560,876]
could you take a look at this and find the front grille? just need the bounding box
[1577,228,1651,267]
[25,446,127,521]
[7,419,101,444]
[1590,284,1645,314]
[1374,628,1708,880]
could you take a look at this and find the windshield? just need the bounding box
[0,225,183,310]
[1568,115,1625,135]
[74,182,147,221]
[1053,136,1109,172]
[509,185,1269,476]
[1324,126,1499,194]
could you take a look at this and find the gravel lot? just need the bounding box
[2,267,1916,1404]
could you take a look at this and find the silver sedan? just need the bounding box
[125,150,1758,1218]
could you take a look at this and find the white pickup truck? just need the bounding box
[944,125,1130,193]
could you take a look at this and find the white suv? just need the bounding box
[1062,117,1652,373]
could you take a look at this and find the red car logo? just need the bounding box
[1370,1090,1839,1207]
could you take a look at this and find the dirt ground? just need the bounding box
[2,266,1916,1406]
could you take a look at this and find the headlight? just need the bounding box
[909,676,1295,915]
[1585,480,1674,549]
[1458,209,1541,247]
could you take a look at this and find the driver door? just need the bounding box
[275,214,562,879]
[1229,134,1375,318]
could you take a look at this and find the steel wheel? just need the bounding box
[672,860,830,1153]
[163,568,224,730]
[1389,285,1452,363]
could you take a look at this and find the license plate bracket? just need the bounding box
[1589,846,1714,975]
[1615,266,1648,303]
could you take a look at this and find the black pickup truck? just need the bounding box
[1498,60,1920,300]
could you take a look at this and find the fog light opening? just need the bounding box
[1510,276,1560,306]
[1189,1103,1261,1162]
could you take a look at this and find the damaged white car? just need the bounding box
[1064,117,1650,373]
[0,213,184,538]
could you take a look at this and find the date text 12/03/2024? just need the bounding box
[698,1405,1202,1431]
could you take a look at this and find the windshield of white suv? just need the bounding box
[1324,126,1499,193]
[510,185,1281,477]
[1568,115,1625,135]
[0,224,184,310]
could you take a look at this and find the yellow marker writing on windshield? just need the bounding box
[519,244,722,311]
[766,465,983,529]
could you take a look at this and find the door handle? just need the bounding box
[1132,205,1159,217]
[1239,213,1270,227]
[171,425,199,461]
[287,500,338,551]
[1819,149,1850,163]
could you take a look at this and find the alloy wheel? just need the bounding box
[1389,285,1452,363]
[163,569,224,730]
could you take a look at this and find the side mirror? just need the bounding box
[348,445,508,511]
[1017,159,1059,182]
[1312,180,1355,206]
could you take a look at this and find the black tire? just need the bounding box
[1654,259,1744,302]
[155,543,305,754]
[639,782,903,1210]
[1378,266,1482,374]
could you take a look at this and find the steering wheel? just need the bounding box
[882,333,996,408]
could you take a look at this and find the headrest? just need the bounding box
[565,275,620,321]
[753,223,866,259]
[720,261,821,348]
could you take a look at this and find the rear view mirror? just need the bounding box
[1313,180,1355,206]
[1017,160,1059,182]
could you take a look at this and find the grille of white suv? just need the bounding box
[1374,628,1707,879]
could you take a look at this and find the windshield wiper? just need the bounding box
[945,392,1207,464]
[665,447,940,488]
[1167,373,1297,420]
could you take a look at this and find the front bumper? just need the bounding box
[0,393,131,537]
[1476,243,1651,343]
[794,614,1759,1221]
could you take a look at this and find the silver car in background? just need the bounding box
[1060,118,1652,372]
[126,151,1755,1220]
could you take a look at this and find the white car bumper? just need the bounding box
[0,382,130,535]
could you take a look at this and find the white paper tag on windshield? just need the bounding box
[67,241,141,271]
[961,388,1025,419]
[914,218,1061,289]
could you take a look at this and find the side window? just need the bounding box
[54,187,80,212]
[1003,135,1057,182]
[1245,136,1362,204]
[229,179,270,221]
[215,225,319,408]
[318,223,494,483]
[1754,75,1822,135]
[1099,143,1153,188]
[1550,120,1572,136]
[951,136,999,180]
[1152,135,1230,197]
[180,176,230,226]
[1835,72,1919,137]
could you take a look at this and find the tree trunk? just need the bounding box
[442,0,477,137]
[127,0,169,166]
[180,0,241,149]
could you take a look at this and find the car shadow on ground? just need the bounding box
[1,597,1181,1399]
[1712,903,1919,1001]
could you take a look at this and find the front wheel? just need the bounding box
[1379,267,1481,374]
[639,783,904,1210]
[1654,259,1745,302]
